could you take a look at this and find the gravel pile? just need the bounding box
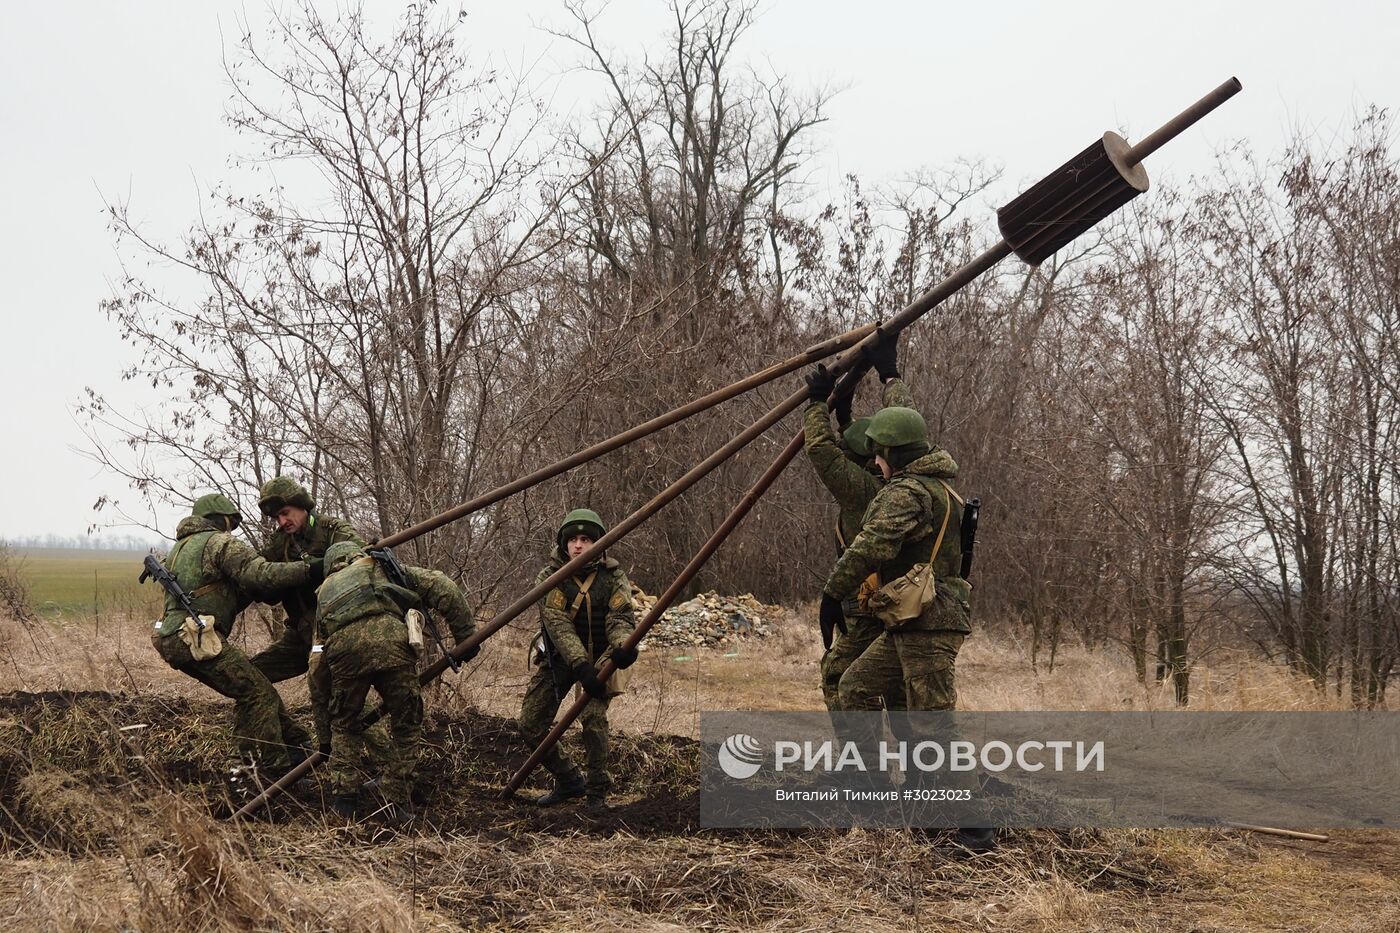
[634,589,783,649]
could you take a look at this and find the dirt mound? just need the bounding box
[0,689,699,849]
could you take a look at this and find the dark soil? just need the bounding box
[0,689,700,848]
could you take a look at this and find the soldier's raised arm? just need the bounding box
[863,328,915,410]
[880,376,914,409]
[803,389,882,509]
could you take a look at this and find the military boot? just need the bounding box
[953,827,997,854]
[329,793,358,820]
[533,772,587,806]
[585,792,609,812]
[361,776,430,807]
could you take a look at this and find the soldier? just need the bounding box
[315,540,477,823]
[819,407,994,851]
[149,493,314,775]
[802,329,915,710]
[249,476,366,755]
[519,509,638,810]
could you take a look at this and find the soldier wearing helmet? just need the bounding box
[315,540,476,824]
[149,493,315,775]
[820,407,994,851]
[801,328,915,710]
[249,475,368,755]
[518,508,638,810]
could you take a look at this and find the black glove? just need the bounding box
[609,644,639,669]
[573,660,609,699]
[302,554,325,585]
[456,641,481,664]
[819,594,847,651]
[832,360,875,428]
[861,328,900,381]
[318,743,333,759]
[804,364,837,403]
[832,392,853,429]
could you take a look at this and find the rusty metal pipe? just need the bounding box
[233,362,858,818]
[235,79,1244,820]
[503,430,806,797]
[502,240,1014,797]
[373,323,878,550]
[1123,77,1242,167]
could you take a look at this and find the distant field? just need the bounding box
[14,548,162,618]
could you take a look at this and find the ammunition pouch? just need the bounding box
[602,649,632,696]
[152,615,224,664]
[866,563,937,631]
[866,479,960,632]
[179,615,224,661]
[404,609,426,656]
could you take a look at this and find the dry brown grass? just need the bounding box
[1,606,1396,932]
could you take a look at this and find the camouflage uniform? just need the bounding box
[519,549,636,799]
[824,447,971,713]
[827,412,989,845]
[150,505,312,771]
[803,377,915,710]
[248,477,367,750]
[316,543,475,807]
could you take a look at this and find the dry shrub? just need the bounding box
[16,769,128,854]
[7,797,424,932]
[0,544,36,627]
[139,800,425,932]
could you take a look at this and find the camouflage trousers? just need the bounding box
[151,633,297,770]
[519,661,613,794]
[820,614,905,712]
[836,628,964,712]
[327,663,423,805]
[250,622,391,757]
[837,629,978,801]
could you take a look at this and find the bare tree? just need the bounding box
[88,2,563,603]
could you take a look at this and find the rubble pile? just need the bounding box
[634,589,784,650]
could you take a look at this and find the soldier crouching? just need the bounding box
[149,493,313,776]
[315,541,476,824]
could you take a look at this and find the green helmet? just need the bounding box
[842,417,874,459]
[865,407,928,449]
[323,540,364,578]
[258,476,316,518]
[191,493,242,530]
[557,508,606,557]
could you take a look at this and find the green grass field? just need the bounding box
[14,548,163,618]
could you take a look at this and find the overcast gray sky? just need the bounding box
[1,1,1395,542]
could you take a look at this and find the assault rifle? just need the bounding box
[138,552,208,647]
[365,547,460,673]
[960,498,980,580]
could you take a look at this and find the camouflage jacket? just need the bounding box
[821,448,972,633]
[315,555,476,677]
[803,377,916,549]
[157,516,311,637]
[261,513,365,633]
[535,554,636,669]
